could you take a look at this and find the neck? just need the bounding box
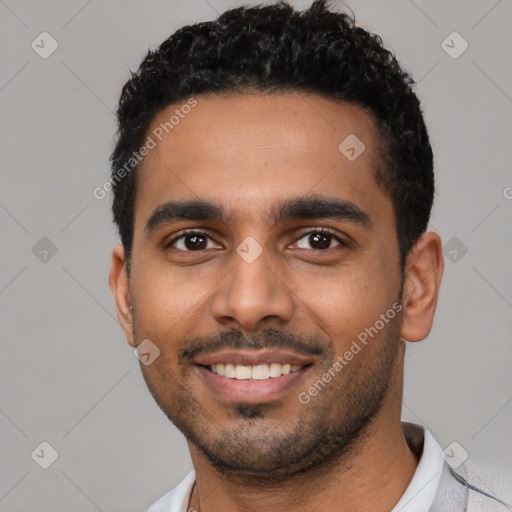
[188,411,419,512]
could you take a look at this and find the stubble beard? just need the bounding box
[135,316,403,485]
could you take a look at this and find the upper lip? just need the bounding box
[193,349,314,367]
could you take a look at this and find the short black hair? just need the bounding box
[110,0,434,271]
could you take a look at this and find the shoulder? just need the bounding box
[438,462,511,512]
[463,464,511,512]
[402,423,510,511]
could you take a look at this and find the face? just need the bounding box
[112,92,414,481]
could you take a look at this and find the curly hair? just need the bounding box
[110,0,434,271]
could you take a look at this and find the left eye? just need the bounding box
[169,232,219,251]
[295,231,343,250]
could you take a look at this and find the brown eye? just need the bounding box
[295,230,344,250]
[168,231,219,251]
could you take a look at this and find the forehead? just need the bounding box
[134,92,392,232]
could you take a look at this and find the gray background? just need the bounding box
[1,0,511,510]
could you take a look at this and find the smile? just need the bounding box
[193,349,315,402]
[208,363,303,380]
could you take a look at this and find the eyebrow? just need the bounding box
[144,195,372,235]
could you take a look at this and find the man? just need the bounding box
[108,1,509,510]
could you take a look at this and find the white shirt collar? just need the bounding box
[391,426,444,511]
[146,469,195,512]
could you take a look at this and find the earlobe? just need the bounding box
[400,232,444,343]
[109,244,136,347]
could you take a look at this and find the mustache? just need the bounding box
[178,327,330,363]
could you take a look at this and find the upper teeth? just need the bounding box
[210,363,302,380]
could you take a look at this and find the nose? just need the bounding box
[210,249,295,332]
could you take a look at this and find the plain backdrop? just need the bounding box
[1,0,511,510]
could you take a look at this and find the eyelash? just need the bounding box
[165,227,347,252]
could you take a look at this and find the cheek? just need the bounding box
[131,266,212,344]
[291,260,398,344]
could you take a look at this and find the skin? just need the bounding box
[110,92,444,512]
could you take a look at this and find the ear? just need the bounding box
[109,244,135,347]
[400,231,444,343]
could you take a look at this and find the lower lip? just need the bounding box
[196,365,311,403]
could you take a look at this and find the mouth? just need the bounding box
[194,349,314,402]
[206,362,304,379]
